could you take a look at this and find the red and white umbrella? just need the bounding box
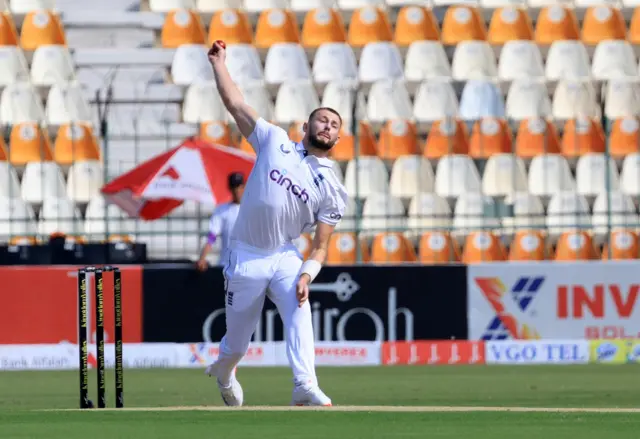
[101,137,255,220]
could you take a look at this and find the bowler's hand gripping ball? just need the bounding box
[209,40,226,56]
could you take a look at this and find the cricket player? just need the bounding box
[204,40,348,407]
[196,172,245,271]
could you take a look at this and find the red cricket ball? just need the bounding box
[216,40,226,48]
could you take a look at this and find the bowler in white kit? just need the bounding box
[205,41,348,407]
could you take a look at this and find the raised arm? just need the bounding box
[208,41,259,140]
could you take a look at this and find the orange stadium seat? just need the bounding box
[0,135,7,160]
[326,232,370,264]
[53,123,101,166]
[469,117,513,159]
[208,9,253,45]
[20,10,66,50]
[9,236,39,246]
[288,122,305,143]
[9,122,53,166]
[347,6,393,48]
[370,232,418,263]
[487,7,534,45]
[601,230,640,260]
[301,8,347,48]
[560,118,606,158]
[200,121,236,147]
[393,6,439,47]
[555,231,599,261]
[238,136,256,156]
[535,6,579,45]
[161,9,206,48]
[608,117,640,159]
[0,12,19,46]
[461,231,507,263]
[418,232,461,263]
[514,118,561,159]
[295,233,313,260]
[581,6,626,46]
[441,6,486,45]
[331,122,377,161]
[508,230,549,261]
[254,8,300,49]
[423,119,469,160]
[629,8,640,45]
[377,119,419,160]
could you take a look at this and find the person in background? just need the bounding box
[196,172,245,271]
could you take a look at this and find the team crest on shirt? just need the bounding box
[278,143,291,155]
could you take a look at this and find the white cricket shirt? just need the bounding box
[230,118,348,252]
[207,202,241,258]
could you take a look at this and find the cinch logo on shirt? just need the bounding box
[269,169,310,203]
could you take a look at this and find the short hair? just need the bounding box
[308,107,343,127]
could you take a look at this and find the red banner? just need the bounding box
[382,341,485,365]
[0,266,142,344]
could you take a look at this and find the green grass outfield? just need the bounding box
[1,365,639,438]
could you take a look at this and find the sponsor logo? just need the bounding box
[475,276,545,340]
[382,341,485,365]
[627,342,640,362]
[160,167,180,180]
[329,212,342,220]
[269,169,310,203]
[279,143,291,155]
[596,342,618,361]
[488,341,588,364]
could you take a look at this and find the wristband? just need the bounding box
[300,259,322,282]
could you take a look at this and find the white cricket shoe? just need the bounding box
[205,363,244,407]
[291,384,332,406]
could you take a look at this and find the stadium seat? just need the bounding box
[344,156,389,198]
[453,193,501,239]
[254,9,300,49]
[287,122,304,143]
[545,40,590,81]
[0,196,38,240]
[366,79,413,126]
[150,0,196,12]
[370,232,417,263]
[274,81,320,124]
[604,79,640,120]
[245,0,289,14]
[546,191,591,240]
[183,82,226,123]
[461,231,507,263]
[237,137,256,156]
[170,44,213,85]
[498,40,544,82]
[482,153,528,197]
[301,8,347,49]
[434,154,482,199]
[629,7,640,46]
[66,160,103,204]
[555,231,599,260]
[0,46,29,85]
[508,230,549,260]
[264,43,311,86]
[413,80,459,127]
[407,194,452,240]
[505,79,552,121]
[404,41,451,84]
[451,41,498,80]
[312,43,358,85]
[487,7,534,45]
[9,122,53,167]
[224,44,264,85]
[609,117,640,159]
[501,191,546,234]
[560,117,606,157]
[53,123,101,166]
[552,80,599,122]
[38,196,84,236]
[424,119,469,159]
[394,6,439,47]
[330,121,377,161]
[620,152,640,197]
[528,154,575,199]
[30,44,75,85]
[534,6,580,45]
[292,232,312,260]
[592,191,639,242]
[197,0,242,12]
[9,0,54,15]
[361,193,407,236]
[161,9,206,48]
[21,161,67,204]
[581,6,626,46]
[321,80,366,128]
[207,9,253,45]
[0,12,18,46]
[459,79,505,121]
[514,118,561,158]
[326,232,370,264]
[377,120,419,160]
[389,155,434,199]
[20,10,66,50]
[601,230,640,260]
[291,0,335,13]
[347,6,393,48]
[418,231,460,263]
[338,0,386,11]
[591,40,636,80]
[232,81,275,125]
[0,162,21,199]
[45,81,92,126]
[84,195,134,238]
[334,196,358,232]
[200,121,234,146]
[441,6,487,45]
[358,42,404,85]
[0,82,46,125]
[575,153,620,200]
[469,118,513,158]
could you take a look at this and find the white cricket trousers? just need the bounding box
[214,241,317,387]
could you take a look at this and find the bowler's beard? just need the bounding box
[309,133,335,151]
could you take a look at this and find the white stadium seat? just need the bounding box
[38,197,84,236]
[528,154,576,199]
[434,154,482,199]
[361,193,407,236]
[225,44,264,86]
[498,40,545,82]
[149,0,195,12]
[545,41,591,81]
[452,193,501,239]
[291,0,335,13]
[76,67,166,92]
[358,42,404,85]
[274,81,320,125]
[66,160,104,204]
[264,43,312,87]
[312,43,358,86]
[389,155,435,199]
[505,79,552,121]
[0,83,46,126]
[46,82,93,126]
[546,191,591,240]
[604,78,640,119]
[170,44,213,86]
[404,41,451,84]
[482,154,529,197]
[9,0,55,14]
[0,47,29,86]
[502,192,546,233]
[0,163,22,199]
[65,28,156,49]
[591,40,637,80]
[413,79,458,125]
[592,191,639,241]
[575,153,621,199]
[182,82,226,123]
[244,0,289,14]
[21,162,68,205]
[320,80,365,127]
[30,45,76,86]
[620,153,640,197]
[0,196,38,240]
[84,195,135,237]
[338,0,386,11]
[451,41,498,81]
[335,197,358,232]
[228,81,274,124]
[197,0,243,11]
[552,79,599,121]
[344,156,389,198]
[406,193,452,239]
[366,79,413,126]
[459,79,505,121]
